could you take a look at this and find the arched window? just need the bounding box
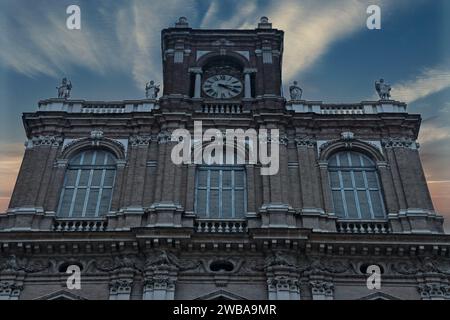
[328,151,385,219]
[195,165,246,218]
[57,150,116,218]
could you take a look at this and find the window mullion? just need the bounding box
[350,170,362,219]
[231,169,235,218]
[68,153,85,218]
[336,156,349,218]
[219,169,223,218]
[206,169,211,218]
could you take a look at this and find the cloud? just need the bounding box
[270,0,379,81]
[201,0,392,82]
[419,124,450,144]
[392,68,450,103]
[0,0,199,88]
[0,1,116,78]
[1,0,396,87]
[114,0,200,88]
[0,143,24,212]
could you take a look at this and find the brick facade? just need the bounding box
[0,17,449,300]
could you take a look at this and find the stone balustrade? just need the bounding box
[194,219,247,233]
[38,99,158,113]
[336,220,391,234]
[286,100,407,114]
[53,219,108,232]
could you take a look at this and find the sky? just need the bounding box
[0,0,449,230]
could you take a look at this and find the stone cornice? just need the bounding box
[1,227,449,257]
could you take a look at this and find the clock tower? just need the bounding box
[161,16,284,108]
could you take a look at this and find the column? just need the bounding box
[244,72,251,98]
[190,68,202,98]
[243,68,256,99]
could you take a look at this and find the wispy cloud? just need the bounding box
[0,0,199,88]
[0,1,116,78]
[1,0,396,87]
[270,0,383,81]
[392,67,450,103]
[114,0,200,88]
[419,124,450,143]
[201,0,397,82]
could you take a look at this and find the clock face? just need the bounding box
[202,75,243,99]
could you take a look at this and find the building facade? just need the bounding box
[1,17,449,300]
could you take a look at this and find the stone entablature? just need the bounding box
[37,98,407,115]
[1,232,450,300]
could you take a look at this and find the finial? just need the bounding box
[175,16,189,28]
[258,16,272,29]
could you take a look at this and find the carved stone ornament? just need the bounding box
[157,131,172,144]
[299,256,357,276]
[0,281,23,296]
[309,280,334,296]
[341,131,355,140]
[391,257,450,276]
[145,250,199,272]
[418,283,450,299]
[0,255,51,274]
[27,135,63,149]
[381,137,419,149]
[129,135,154,147]
[109,279,133,294]
[95,255,141,273]
[295,136,316,148]
[90,130,104,140]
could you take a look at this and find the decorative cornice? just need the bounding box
[295,136,316,148]
[381,137,419,149]
[129,135,154,147]
[157,131,172,144]
[26,135,63,149]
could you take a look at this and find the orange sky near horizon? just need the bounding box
[0,143,449,231]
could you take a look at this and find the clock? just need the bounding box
[202,75,243,99]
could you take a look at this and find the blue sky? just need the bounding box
[0,0,449,228]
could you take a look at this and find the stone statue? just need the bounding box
[289,81,303,100]
[375,78,391,100]
[145,80,160,99]
[56,78,72,99]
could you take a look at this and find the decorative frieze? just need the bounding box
[26,135,63,149]
[295,136,316,148]
[157,131,172,144]
[129,135,154,147]
[381,137,419,149]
